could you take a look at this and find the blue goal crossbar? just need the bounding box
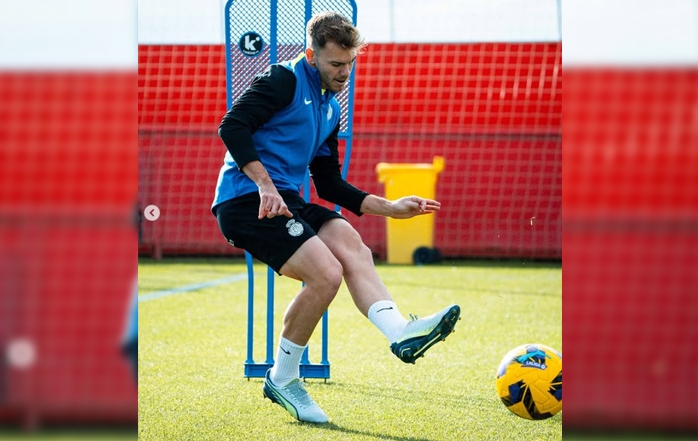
[224,0,358,380]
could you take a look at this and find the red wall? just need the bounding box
[138,43,562,259]
[564,69,698,430]
[0,72,138,427]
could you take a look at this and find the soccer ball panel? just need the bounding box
[495,344,562,420]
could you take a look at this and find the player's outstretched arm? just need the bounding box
[360,194,441,219]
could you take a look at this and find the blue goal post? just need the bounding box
[224,0,358,379]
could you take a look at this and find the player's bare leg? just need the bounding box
[316,218,391,316]
[278,236,342,345]
[317,218,460,363]
[262,236,341,424]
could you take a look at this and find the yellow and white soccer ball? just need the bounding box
[495,343,562,420]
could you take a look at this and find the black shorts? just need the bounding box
[215,191,345,274]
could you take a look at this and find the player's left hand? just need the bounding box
[390,196,441,219]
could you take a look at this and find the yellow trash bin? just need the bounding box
[375,156,445,264]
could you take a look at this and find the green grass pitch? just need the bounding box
[137,257,561,441]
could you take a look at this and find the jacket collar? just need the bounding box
[299,55,336,102]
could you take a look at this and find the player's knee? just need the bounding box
[340,225,369,256]
[343,231,373,265]
[323,261,344,295]
[355,241,373,262]
[310,260,343,300]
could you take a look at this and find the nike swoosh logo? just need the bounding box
[304,98,312,105]
[280,347,290,355]
[377,307,394,313]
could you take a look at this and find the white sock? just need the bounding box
[368,300,409,343]
[269,337,306,386]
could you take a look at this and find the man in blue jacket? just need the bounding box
[213,11,460,423]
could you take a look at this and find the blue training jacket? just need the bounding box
[212,54,342,211]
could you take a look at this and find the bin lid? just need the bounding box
[375,156,445,180]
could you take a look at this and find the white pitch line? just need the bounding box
[138,273,248,302]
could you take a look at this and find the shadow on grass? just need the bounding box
[309,379,560,430]
[316,380,480,409]
[296,422,436,441]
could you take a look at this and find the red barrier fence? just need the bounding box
[564,69,698,430]
[138,42,562,259]
[0,72,138,428]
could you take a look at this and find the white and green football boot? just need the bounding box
[262,370,328,423]
[390,304,461,364]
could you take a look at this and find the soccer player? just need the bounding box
[212,11,460,423]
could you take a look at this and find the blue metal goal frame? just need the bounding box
[224,0,358,379]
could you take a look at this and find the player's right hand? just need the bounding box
[258,184,293,219]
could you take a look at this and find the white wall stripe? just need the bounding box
[137,0,561,44]
[0,0,137,69]
[563,0,698,66]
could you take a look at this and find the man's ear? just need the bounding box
[305,47,315,67]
